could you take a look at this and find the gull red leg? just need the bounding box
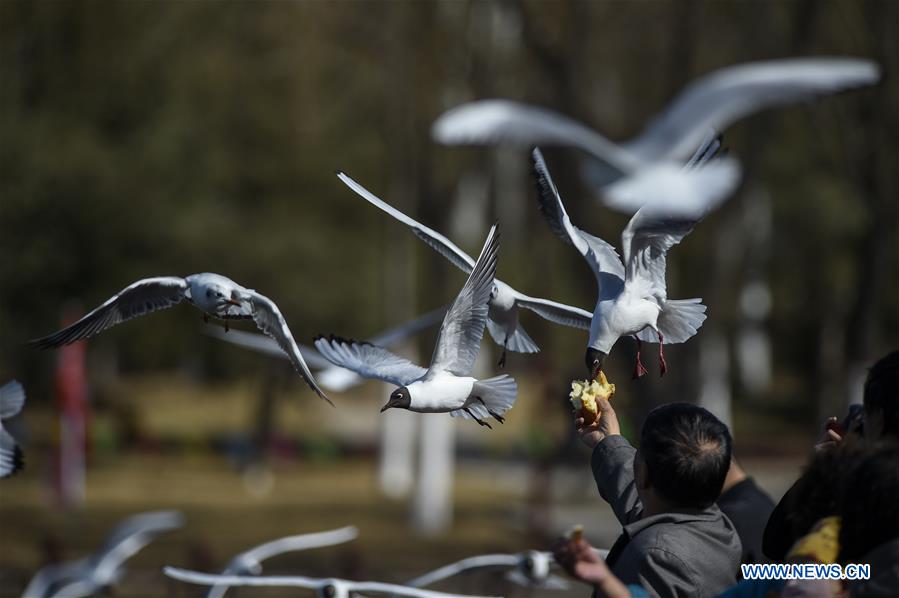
[658,331,667,377]
[633,337,649,379]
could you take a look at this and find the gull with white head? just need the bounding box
[29,273,332,404]
[531,147,734,379]
[315,224,517,428]
[433,57,879,211]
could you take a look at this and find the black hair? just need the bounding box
[639,403,732,509]
[785,440,866,542]
[838,441,899,563]
[863,350,899,438]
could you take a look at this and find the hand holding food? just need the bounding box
[569,372,616,425]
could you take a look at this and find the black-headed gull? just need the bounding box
[532,148,727,379]
[315,224,516,428]
[29,273,332,404]
[206,307,446,393]
[165,567,500,598]
[207,526,358,598]
[336,171,593,367]
[0,380,25,478]
[23,510,184,598]
[433,57,879,210]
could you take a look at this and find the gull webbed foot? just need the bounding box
[476,397,505,424]
[465,407,493,429]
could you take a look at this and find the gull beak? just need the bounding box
[226,298,242,307]
[380,403,392,413]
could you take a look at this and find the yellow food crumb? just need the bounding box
[567,524,584,542]
[569,371,615,424]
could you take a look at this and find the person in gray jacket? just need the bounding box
[555,399,741,598]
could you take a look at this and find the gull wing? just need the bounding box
[207,527,358,598]
[621,206,705,308]
[625,57,881,161]
[204,326,333,370]
[337,172,475,274]
[314,337,427,387]
[247,292,333,406]
[514,295,592,331]
[432,99,641,175]
[90,511,185,587]
[428,224,499,376]
[531,149,625,302]
[166,568,501,598]
[407,554,520,587]
[29,277,189,349]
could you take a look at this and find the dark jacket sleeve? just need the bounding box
[590,434,644,525]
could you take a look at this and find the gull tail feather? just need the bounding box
[505,325,540,354]
[471,375,518,416]
[486,319,540,354]
[639,298,707,344]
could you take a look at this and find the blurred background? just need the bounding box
[0,1,896,596]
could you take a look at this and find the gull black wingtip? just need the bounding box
[26,335,58,351]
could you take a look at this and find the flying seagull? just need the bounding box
[532,147,730,379]
[336,171,593,366]
[315,224,517,428]
[407,551,571,591]
[23,510,184,598]
[29,273,332,405]
[433,57,879,209]
[207,306,446,393]
[0,380,26,478]
[165,568,501,598]
[207,526,358,598]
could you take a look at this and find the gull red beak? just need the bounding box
[226,298,242,307]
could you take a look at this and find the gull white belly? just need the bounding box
[407,375,476,413]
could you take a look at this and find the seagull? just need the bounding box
[532,147,728,379]
[0,380,26,478]
[23,510,184,598]
[407,551,571,591]
[207,306,447,393]
[207,526,359,598]
[29,273,332,405]
[432,57,879,210]
[315,224,516,428]
[337,171,594,367]
[165,567,501,598]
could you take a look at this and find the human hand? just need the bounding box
[814,417,843,452]
[551,536,630,598]
[575,397,620,449]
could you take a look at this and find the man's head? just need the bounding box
[636,403,732,509]
[863,350,899,441]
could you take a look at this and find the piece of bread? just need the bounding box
[569,371,615,425]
